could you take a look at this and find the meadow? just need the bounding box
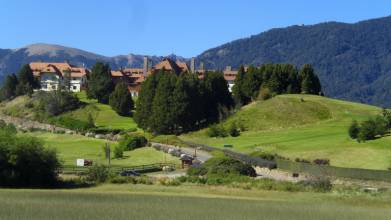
[62,92,138,130]
[32,132,180,167]
[181,94,391,170]
[1,184,391,220]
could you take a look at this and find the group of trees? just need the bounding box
[135,70,233,134]
[0,121,61,187]
[233,64,322,106]
[86,62,134,116]
[0,64,40,101]
[349,109,391,142]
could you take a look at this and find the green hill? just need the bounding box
[181,94,391,170]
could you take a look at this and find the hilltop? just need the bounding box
[181,94,391,170]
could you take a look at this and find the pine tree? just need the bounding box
[232,65,248,106]
[300,64,322,95]
[1,74,18,100]
[242,65,263,101]
[109,82,134,116]
[16,64,38,95]
[86,62,114,104]
[134,71,161,131]
[151,73,177,134]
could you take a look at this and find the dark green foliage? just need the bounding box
[382,108,391,128]
[136,71,233,135]
[228,123,240,137]
[86,164,110,183]
[357,116,387,142]
[207,124,228,137]
[86,113,95,128]
[300,178,332,192]
[15,64,39,96]
[134,72,160,130]
[250,151,277,161]
[232,65,250,105]
[348,120,360,139]
[231,63,320,106]
[113,145,124,159]
[119,134,147,151]
[86,62,114,104]
[300,64,322,95]
[109,82,134,116]
[151,73,178,134]
[36,91,81,116]
[0,129,61,187]
[202,156,256,177]
[51,116,94,131]
[202,71,234,123]
[0,74,18,101]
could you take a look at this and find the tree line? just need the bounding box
[0,64,40,101]
[233,64,322,106]
[135,70,233,134]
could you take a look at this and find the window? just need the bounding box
[72,86,77,90]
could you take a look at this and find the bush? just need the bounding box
[119,134,147,151]
[207,124,228,138]
[86,164,110,183]
[203,156,256,177]
[158,177,181,186]
[114,145,124,159]
[228,123,240,137]
[250,151,277,161]
[300,178,332,192]
[313,158,330,166]
[258,87,272,100]
[51,116,94,131]
[36,90,81,116]
[348,120,359,139]
[0,131,61,187]
[295,158,311,163]
[187,166,208,176]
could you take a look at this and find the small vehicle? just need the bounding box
[120,170,140,177]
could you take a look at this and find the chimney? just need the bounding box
[143,56,148,75]
[190,57,195,73]
[225,66,232,71]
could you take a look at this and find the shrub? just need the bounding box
[36,90,81,116]
[86,164,110,183]
[203,156,256,177]
[348,120,359,139]
[119,134,148,151]
[295,158,311,163]
[300,177,332,192]
[187,166,208,176]
[250,151,277,161]
[258,87,272,101]
[313,158,330,166]
[228,123,240,137]
[207,124,228,138]
[109,176,136,184]
[52,116,94,131]
[113,145,124,159]
[158,177,181,186]
[0,132,61,187]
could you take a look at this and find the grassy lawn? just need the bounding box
[181,94,391,170]
[62,92,138,130]
[1,184,391,220]
[32,132,180,167]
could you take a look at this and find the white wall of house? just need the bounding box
[39,73,86,92]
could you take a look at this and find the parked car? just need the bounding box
[120,170,140,177]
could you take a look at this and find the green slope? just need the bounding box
[181,94,391,170]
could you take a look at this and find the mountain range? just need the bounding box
[2,15,391,106]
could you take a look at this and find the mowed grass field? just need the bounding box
[1,184,391,220]
[62,92,138,130]
[31,132,180,167]
[181,94,391,170]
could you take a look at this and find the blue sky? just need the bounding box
[0,0,391,57]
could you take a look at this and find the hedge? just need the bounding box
[276,159,391,182]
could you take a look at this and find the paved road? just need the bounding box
[180,147,212,163]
